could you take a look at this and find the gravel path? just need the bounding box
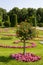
[36,27,43,30]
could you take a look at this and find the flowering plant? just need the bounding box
[0,42,36,48]
[10,53,41,62]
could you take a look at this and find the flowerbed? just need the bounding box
[3,34,16,36]
[10,53,41,62]
[0,42,36,48]
[13,40,21,44]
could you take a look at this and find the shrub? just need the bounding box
[38,23,43,27]
[1,36,13,40]
[10,14,17,27]
[4,21,11,27]
[0,21,2,26]
[30,28,36,38]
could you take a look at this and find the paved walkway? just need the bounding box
[36,27,43,30]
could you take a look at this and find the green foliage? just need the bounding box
[19,8,28,22]
[1,36,13,40]
[30,28,37,38]
[10,14,17,27]
[17,22,36,40]
[0,7,43,27]
[38,23,43,27]
[0,8,7,25]
[0,8,6,14]
[0,21,2,26]
[16,22,36,54]
[0,18,2,26]
[3,15,11,27]
[4,21,10,27]
[14,14,17,26]
[3,14,8,22]
[27,16,35,26]
[36,8,43,26]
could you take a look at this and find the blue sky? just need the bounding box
[0,0,43,11]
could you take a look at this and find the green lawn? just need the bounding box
[0,28,43,65]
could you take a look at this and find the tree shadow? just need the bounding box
[0,56,14,63]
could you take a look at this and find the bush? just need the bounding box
[0,21,2,26]
[30,28,36,38]
[0,19,2,26]
[10,14,17,27]
[4,21,11,27]
[1,36,13,40]
[38,23,43,27]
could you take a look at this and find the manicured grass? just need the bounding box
[38,30,43,36]
[0,28,43,65]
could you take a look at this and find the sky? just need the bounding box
[0,0,43,12]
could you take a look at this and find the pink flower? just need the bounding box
[10,53,41,62]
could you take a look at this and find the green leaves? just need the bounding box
[16,22,36,40]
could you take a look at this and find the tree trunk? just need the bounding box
[23,39,26,55]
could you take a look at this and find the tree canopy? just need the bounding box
[0,7,43,27]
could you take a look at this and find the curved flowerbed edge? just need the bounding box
[10,53,41,62]
[0,42,36,48]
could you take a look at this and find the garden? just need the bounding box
[0,23,43,65]
[0,0,43,64]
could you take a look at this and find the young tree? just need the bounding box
[16,22,36,54]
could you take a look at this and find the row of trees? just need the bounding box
[0,7,43,27]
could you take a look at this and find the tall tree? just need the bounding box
[0,8,7,22]
[10,14,17,27]
[36,8,43,23]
